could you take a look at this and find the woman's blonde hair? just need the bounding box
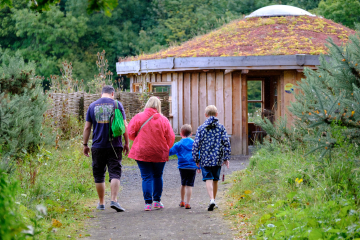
[145,96,162,114]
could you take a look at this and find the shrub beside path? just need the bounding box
[83,156,249,240]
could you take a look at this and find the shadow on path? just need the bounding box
[83,155,249,240]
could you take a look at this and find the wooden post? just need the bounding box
[216,71,225,125]
[184,73,191,125]
[130,75,134,93]
[207,72,216,106]
[232,72,242,155]
[241,75,248,155]
[199,72,207,125]
[178,73,184,128]
[224,72,233,134]
[172,73,178,134]
[191,73,199,130]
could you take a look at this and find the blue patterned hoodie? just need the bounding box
[192,116,231,167]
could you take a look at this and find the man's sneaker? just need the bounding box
[214,204,219,209]
[96,203,105,210]
[179,201,185,207]
[208,200,216,211]
[110,201,125,212]
[144,204,152,211]
[153,201,164,209]
[185,204,191,209]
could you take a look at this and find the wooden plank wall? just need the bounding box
[283,70,297,127]
[129,71,248,155]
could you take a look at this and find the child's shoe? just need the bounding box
[179,201,185,207]
[208,200,216,211]
[144,204,152,211]
[185,204,191,209]
[153,201,164,209]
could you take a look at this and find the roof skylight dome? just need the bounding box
[245,5,316,18]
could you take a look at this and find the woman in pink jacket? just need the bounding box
[128,96,175,211]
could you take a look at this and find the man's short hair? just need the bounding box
[102,85,115,94]
[205,105,218,117]
[180,124,192,137]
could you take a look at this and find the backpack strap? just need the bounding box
[136,113,158,137]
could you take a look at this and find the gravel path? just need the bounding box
[83,155,249,240]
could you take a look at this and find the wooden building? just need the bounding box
[116,5,355,155]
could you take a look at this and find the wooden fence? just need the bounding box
[48,92,170,122]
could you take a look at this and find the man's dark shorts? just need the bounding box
[201,166,221,182]
[91,147,122,183]
[179,168,196,187]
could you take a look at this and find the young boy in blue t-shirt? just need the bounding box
[169,124,200,209]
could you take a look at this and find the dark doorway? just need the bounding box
[247,76,278,145]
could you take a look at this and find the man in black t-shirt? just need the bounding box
[83,85,129,212]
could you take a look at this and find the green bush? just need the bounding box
[0,170,26,240]
[226,140,360,238]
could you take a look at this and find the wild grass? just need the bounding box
[225,142,360,239]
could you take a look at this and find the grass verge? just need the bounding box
[225,144,360,239]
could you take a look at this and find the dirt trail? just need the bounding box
[83,156,249,240]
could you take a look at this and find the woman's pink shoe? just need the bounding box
[144,204,152,211]
[153,201,164,209]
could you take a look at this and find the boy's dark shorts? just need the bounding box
[201,166,221,182]
[91,147,123,183]
[179,168,197,187]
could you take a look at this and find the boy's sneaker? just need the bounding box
[96,203,105,210]
[185,204,191,209]
[110,201,125,212]
[179,201,185,207]
[153,201,164,209]
[208,200,216,211]
[144,204,152,211]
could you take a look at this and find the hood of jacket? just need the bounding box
[203,116,219,129]
[180,138,194,151]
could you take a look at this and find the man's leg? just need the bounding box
[95,183,105,205]
[110,179,120,202]
[205,180,214,200]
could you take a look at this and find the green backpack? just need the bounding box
[109,100,126,141]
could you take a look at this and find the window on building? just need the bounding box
[247,80,263,122]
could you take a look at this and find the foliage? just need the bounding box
[86,50,114,93]
[0,0,356,83]
[0,169,26,239]
[0,0,118,14]
[316,0,360,29]
[225,140,360,238]
[0,51,53,170]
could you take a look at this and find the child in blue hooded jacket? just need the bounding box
[192,105,231,211]
[169,124,200,209]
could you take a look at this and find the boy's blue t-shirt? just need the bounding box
[169,138,198,169]
[85,97,126,149]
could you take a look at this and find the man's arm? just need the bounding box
[83,121,92,157]
[123,120,129,155]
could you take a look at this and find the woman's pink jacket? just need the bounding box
[128,108,175,162]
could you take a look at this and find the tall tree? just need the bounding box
[316,0,360,29]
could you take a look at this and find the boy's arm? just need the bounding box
[169,142,179,156]
[192,128,202,164]
[222,127,231,161]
